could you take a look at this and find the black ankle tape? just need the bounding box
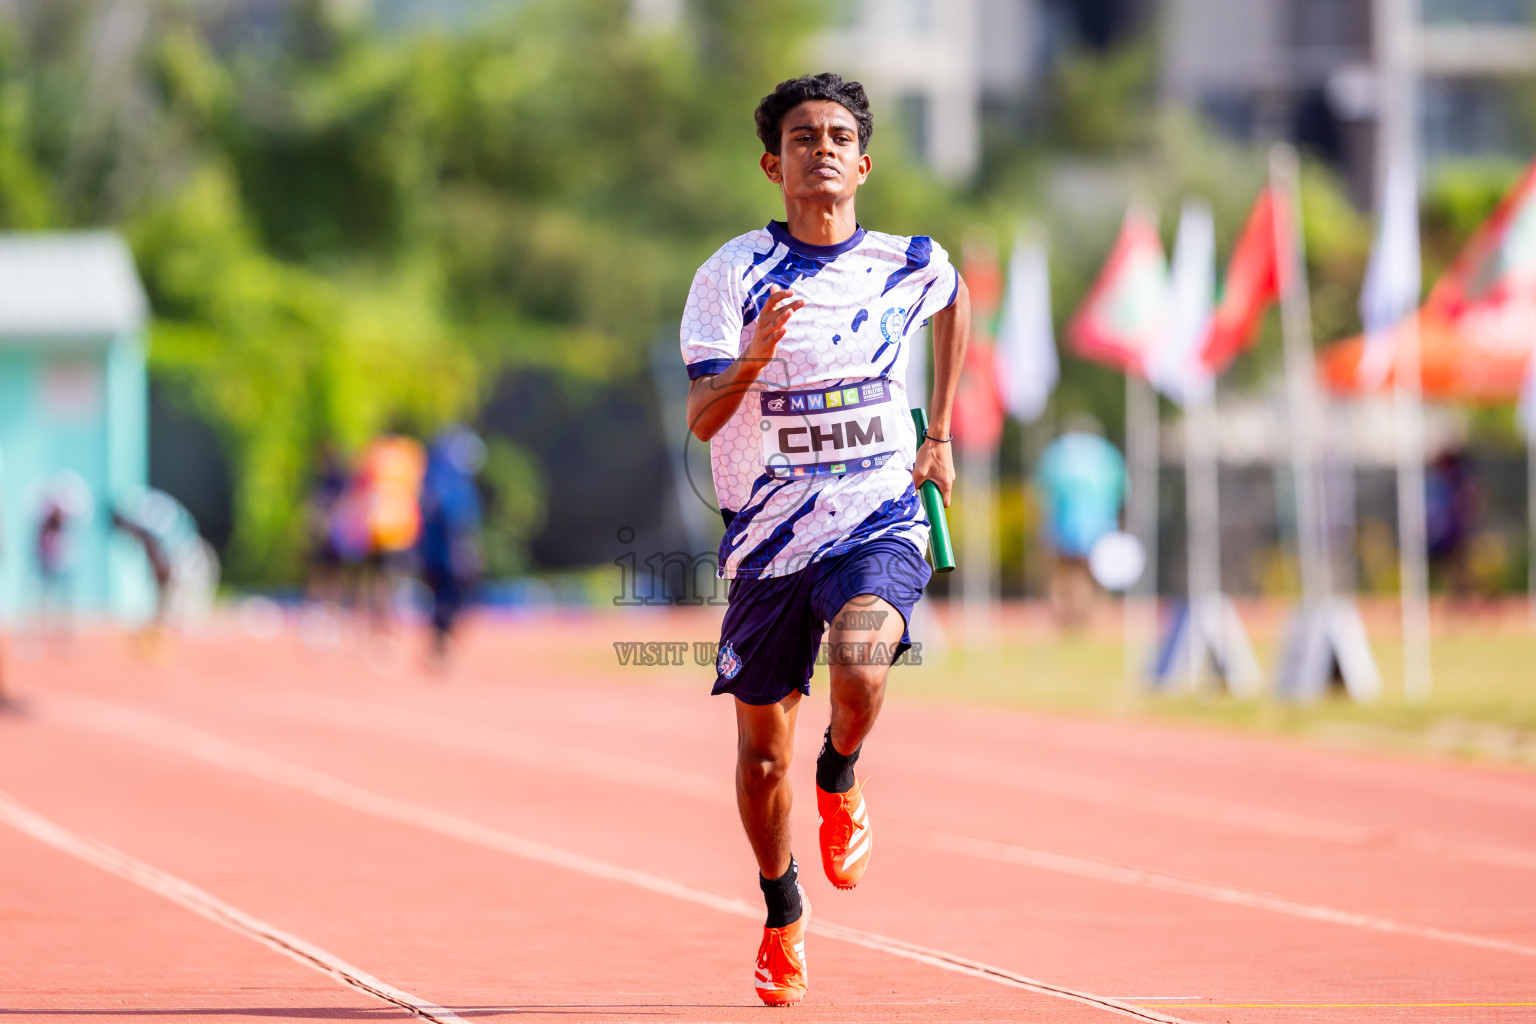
[760,857,802,928]
[816,725,861,794]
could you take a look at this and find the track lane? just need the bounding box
[11,622,1536,1022]
[0,797,420,1022]
[0,693,1180,1022]
[78,662,1536,943]
[20,685,1536,1020]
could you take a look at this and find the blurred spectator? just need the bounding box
[418,427,486,665]
[111,503,175,658]
[33,471,91,649]
[111,488,221,659]
[1034,423,1127,628]
[307,444,349,594]
[348,435,426,634]
[1426,447,1480,605]
[0,446,7,703]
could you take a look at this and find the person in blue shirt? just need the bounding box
[417,427,485,666]
[1034,422,1127,627]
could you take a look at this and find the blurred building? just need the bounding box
[811,0,1148,181]
[815,0,1018,180]
[1163,0,1536,202]
[0,233,152,622]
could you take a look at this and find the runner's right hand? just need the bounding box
[743,289,804,363]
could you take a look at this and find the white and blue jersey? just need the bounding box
[681,221,959,580]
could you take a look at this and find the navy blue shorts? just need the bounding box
[712,538,931,706]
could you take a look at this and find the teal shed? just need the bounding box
[0,232,151,623]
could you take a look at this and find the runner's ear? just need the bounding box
[761,151,783,185]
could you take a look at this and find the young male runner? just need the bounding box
[680,73,970,1006]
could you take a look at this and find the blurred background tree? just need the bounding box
[0,0,1512,590]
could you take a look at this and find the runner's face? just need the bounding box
[761,101,870,201]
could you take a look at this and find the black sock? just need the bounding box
[816,726,860,794]
[760,857,802,928]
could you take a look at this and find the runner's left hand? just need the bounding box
[913,439,954,507]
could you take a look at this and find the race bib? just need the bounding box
[759,378,899,479]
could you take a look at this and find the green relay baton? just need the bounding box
[909,408,956,574]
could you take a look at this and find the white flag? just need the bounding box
[995,230,1057,423]
[1359,153,1422,389]
[1149,199,1215,406]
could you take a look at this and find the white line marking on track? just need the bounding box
[231,687,1536,874]
[37,693,1192,1024]
[0,785,463,1023]
[916,828,1536,960]
[231,690,728,804]
[924,751,1536,872]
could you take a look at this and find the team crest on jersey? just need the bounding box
[717,641,743,680]
[880,306,908,342]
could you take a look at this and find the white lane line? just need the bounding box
[227,687,1536,874]
[927,751,1372,844]
[36,693,1190,1024]
[88,688,1536,959]
[0,786,463,1023]
[924,751,1536,873]
[224,690,727,804]
[914,828,1536,960]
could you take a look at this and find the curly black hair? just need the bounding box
[754,73,873,156]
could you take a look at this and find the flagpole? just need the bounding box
[1528,434,1535,630]
[1185,382,1220,686]
[1125,373,1158,685]
[1394,315,1433,700]
[1377,0,1432,701]
[1270,145,1328,617]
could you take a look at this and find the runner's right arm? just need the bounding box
[687,289,804,442]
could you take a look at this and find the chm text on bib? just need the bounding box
[759,378,898,480]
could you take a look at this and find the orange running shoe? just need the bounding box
[753,890,810,1006]
[817,776,871,889]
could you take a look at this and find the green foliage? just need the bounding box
[131,164,475,579]
[480,437,547,578]
[0,0,884,581]
[1046,39,1157,153]
[1422,159,1525,285]
[6,0,1514,587]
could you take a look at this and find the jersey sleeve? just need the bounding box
[924,239,962,315]
[680,252,746,380]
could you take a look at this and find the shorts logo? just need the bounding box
[880,306,908,342]
[789,395,806,411]
[806,393,825,410]
[825,390,843,408]
[717,641,743,680]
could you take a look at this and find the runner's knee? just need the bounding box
[737,742,792,792]
[830,661,886,713]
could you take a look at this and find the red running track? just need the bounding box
[1,612,1534,1023]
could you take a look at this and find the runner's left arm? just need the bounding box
[914,276,969,507]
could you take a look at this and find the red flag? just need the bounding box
[951,343,1005,454]
[1319,310,1533,402]
[952,245,1006,453]
[1202,187,1289,374]
[1320,158,1536,401]
[1426,159,1536,316]
[1067,204,1168,375]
